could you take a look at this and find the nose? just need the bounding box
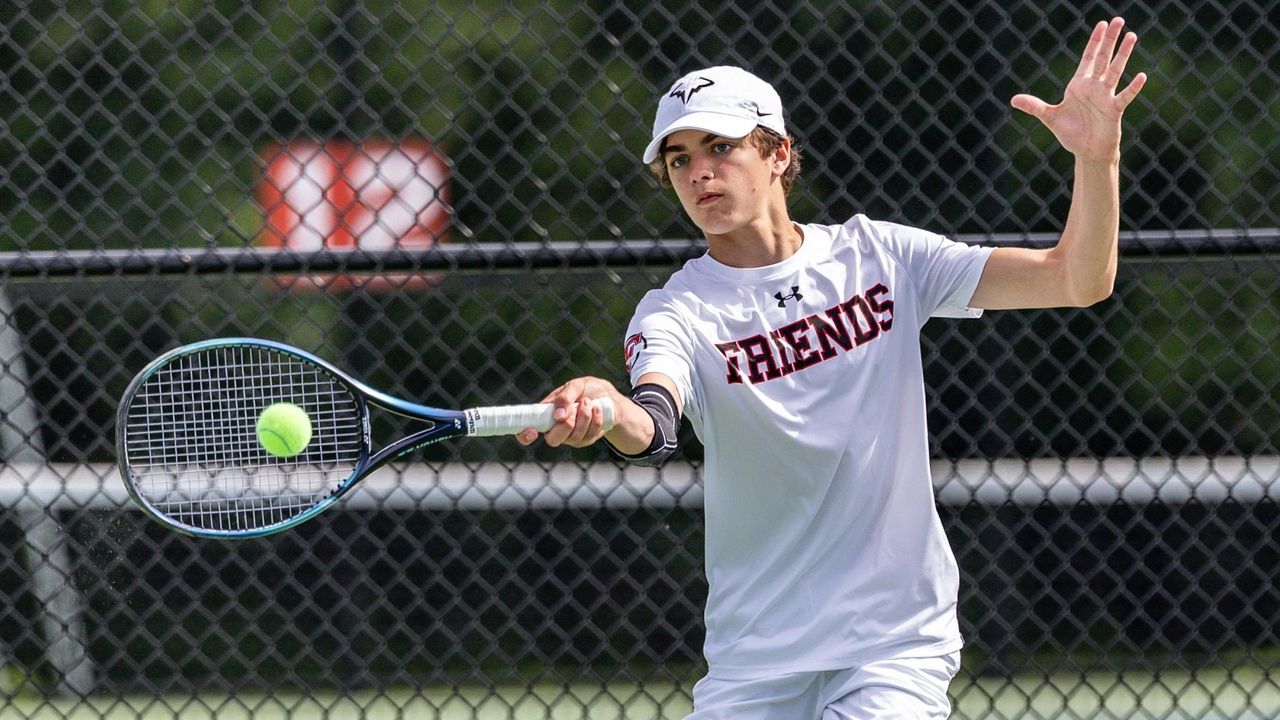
[687,153,713,185]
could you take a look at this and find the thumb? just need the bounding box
[551,392,580,422]
[1010,93,1051,119]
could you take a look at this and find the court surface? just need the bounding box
[6,662,1277,720]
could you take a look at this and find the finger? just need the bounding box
[1011,93,1051,119]
[529,394,565,445]
[1073,20,1108,79]
[550,382,583,423]
[544,418,571,447]
[552,399,571,423]
[1091,18,1125,78]
[580,403,607,446]
[571,400,607,447]
[544,395,580,447]
[566,399,594,445]
[1115,71,1147,111]
[587,402,605,441]
[1102,31,1138,90]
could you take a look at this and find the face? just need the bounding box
[661,129,788,236]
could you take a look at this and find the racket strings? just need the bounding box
[123,344,363,532]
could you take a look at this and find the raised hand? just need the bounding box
[1012,18,1147,164]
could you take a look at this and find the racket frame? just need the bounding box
[117,338,475,539]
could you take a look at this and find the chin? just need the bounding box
[686,208,739,236]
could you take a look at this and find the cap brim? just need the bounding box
[640,113,759,163]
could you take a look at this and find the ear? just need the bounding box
[771,137,792,179]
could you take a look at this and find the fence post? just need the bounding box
[0,290,95,696]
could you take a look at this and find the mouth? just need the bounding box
[696,193,721,206]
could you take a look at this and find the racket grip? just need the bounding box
[466,396,616,437]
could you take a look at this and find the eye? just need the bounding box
[711,142,733,154]
[669,155,689,169]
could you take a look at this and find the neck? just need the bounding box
[704,202,801,268]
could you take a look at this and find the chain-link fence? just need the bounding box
[1,1,1278,718]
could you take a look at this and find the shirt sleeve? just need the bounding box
[867,219,994,321]
[623,291,697,418]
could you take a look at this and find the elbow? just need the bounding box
[1045,246,1117,307]
[1069,276,1115,307]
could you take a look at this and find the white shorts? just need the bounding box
[685,652,961,720]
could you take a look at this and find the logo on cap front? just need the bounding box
[668,76,715,104]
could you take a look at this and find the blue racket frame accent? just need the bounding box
[116,337,469,539]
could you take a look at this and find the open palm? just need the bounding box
[1013,18,1147,163]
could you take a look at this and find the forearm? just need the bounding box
[971,17,1142,312]
[603,390,657,455]
[1053,154,1120,305]
[604,374,681,463]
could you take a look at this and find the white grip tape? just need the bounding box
[465,396,616,437]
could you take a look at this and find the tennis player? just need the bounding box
[519,18,1145,719]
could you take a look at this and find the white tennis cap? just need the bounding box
[641,66,786,164]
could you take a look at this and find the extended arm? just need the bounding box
[515,372,683,456]
[969,17,1147,310]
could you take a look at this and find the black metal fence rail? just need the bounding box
[2,228,1278,278]
[1,1,1278,717]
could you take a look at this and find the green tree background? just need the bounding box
[0,0,1277,461]
[0,0,1277,697]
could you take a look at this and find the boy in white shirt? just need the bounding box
[519,17,1145,719]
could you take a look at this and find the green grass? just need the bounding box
[5,663,1278,719]
[951,662,1280,720]
[3,681,690,720]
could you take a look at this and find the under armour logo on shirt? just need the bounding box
[774,286,803,307]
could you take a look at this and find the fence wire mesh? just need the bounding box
[1,1,1278,718]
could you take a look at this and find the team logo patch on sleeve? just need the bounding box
[624,332,647,373]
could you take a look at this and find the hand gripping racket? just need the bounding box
[116,337,614,539]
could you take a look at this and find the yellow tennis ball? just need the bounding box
[256,402,312,458]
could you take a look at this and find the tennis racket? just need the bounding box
[116,337,614,539]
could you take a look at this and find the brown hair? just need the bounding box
[647,127,802,195]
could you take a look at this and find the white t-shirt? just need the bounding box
[623,214,994,679]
